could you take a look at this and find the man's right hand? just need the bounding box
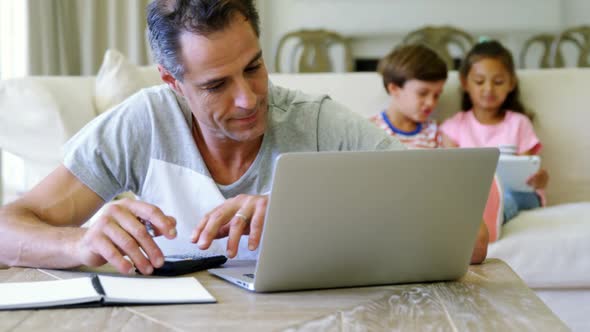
[75,198,177,275]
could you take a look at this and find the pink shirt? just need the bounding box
[441,110,546,205]
[440,110,542,154]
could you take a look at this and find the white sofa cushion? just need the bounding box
[0,79,65,163]
[34,76,97,139]
[94,49,161,115]
[488,202,590,288]
[1,76,98,194]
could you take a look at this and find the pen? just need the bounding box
[138,217,156,237]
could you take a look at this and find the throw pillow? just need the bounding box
[488,202,590,288]
[0,79,65,163]
[94,49,160,115]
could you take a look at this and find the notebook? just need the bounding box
[0,275,215,310]
[209,148,499,292]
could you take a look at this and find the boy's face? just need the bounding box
[388,79,445,123]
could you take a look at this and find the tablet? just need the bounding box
[496,155,541,192]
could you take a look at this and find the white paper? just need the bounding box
[98,276,216,304]
[0,277,101,310]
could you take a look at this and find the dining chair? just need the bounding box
[520,34,564,68]
[402,26,475,70]
[274,29,353,73]
[550,25,590,67]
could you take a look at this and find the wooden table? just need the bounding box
[0,259,568,331]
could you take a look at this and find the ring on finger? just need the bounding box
[234,212,250,224]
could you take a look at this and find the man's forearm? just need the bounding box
[0,206,85,269]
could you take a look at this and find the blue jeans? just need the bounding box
[503,190,541,224]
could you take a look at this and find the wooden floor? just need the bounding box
[0,259,568,332]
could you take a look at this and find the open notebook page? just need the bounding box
[0,277,100,310]
[98,276,215,304]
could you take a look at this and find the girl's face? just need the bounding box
[462,58,516,114]
[388,79,445,123]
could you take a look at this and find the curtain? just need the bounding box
[26,0,152,76]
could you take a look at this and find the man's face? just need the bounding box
[167,15,269,143]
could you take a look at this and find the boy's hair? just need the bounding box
[459,40,526,114]
[147,0,260,81]
[377,44,448,93]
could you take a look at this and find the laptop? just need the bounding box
[209,148,499,292]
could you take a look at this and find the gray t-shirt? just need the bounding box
[63,83,404,256]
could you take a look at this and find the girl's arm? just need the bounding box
[527,168,549,190]
[522,147,549,190]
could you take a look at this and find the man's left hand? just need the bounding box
[191,194,268,258]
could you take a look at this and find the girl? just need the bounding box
[440,40,549,223]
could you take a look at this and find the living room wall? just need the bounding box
[257,0,589,72]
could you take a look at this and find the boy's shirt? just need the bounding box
[370,111,440,149]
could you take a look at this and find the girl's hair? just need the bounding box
[459,40,526,115]
[378,44,447,93]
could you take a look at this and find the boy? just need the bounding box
[370,45,489,262]
[370,44,447,148]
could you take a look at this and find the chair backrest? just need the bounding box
[402,26,474,70]
[550,25,590,68]
[275,29,353,73]
[520,34,564,68]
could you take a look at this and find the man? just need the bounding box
[0,0,487,275]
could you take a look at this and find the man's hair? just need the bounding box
[147,0,260,81]
[377,44,448,93]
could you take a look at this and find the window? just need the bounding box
[0,0,27,79]
[0,0,27,203]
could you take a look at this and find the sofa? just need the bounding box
[1,50,589,330]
